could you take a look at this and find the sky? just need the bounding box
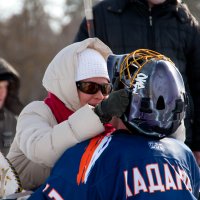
[0,0,68,33]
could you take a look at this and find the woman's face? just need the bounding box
[77,77,110,107]
[0,80,8,109]
[148,0,166,7]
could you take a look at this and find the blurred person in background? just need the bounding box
[7,38,129,190]
[74,0,200,165]
[0,58,23,156]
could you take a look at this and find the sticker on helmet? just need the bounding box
[133,73,148,93]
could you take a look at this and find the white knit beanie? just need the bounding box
[75,48,109,81]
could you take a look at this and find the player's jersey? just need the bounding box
[29,130,200,200]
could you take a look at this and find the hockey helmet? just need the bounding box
[110,49,187,138]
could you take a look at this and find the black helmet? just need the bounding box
[109,49,187,138]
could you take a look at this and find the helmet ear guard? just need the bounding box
[108,49,187,138]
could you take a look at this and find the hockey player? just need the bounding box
[28,50,200,200]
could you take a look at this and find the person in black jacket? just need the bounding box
[74,0,200,166]
[0,58,23,156]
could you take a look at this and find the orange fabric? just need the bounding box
[77,124,115,185]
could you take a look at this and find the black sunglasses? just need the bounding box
[76,81,112,96]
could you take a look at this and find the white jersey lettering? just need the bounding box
[123,163,192,197]
[164,164,177,190]
[124,170,133,198]
[177,166,192,191]
[42,184,50,192]
[48,189,64,200]
[133,167,148,195]
[146,164,165,193]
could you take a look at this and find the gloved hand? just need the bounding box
[94,89,130,123]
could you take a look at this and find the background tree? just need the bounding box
[0,0,199,106]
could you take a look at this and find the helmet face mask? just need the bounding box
[109,49,186,138]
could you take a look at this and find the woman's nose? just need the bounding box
[95,89,105,99]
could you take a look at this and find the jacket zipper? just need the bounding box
[148,8,155,50]
[149,9,152,26]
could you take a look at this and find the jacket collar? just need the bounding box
[105,0,187,25]
[106,0,179,13]
[106,0,129,13]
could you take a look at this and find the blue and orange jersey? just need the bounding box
[29,130,200,200]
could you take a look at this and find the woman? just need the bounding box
[0,58,23,156]
[7,38,115,190]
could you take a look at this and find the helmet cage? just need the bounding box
[119,49,173,88]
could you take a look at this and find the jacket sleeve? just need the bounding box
[187,24,200,151]
[16,102,104,167]
[74,18,89,42]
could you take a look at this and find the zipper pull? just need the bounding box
[149,15,152,26]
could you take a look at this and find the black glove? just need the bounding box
[94,89,130,123]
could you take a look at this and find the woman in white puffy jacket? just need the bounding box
[7,38,115,190]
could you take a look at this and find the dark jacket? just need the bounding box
[74,0,200,150]
[0,58,23,155]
